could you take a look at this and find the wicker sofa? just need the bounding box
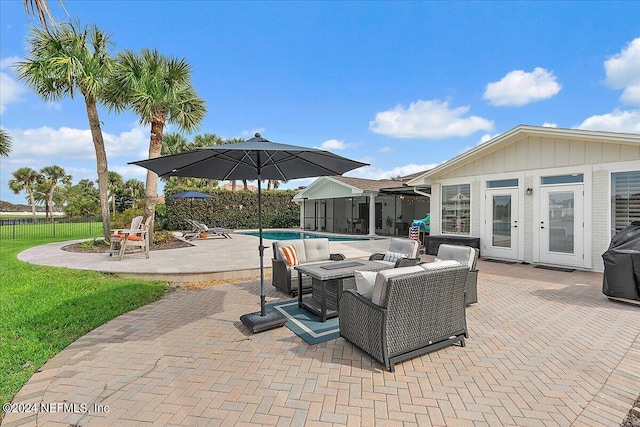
[271,238,345,295]
[368,237,421,268]
[339,263,470,372]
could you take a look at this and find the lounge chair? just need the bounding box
[185,219,233,239]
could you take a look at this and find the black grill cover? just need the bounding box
[602,221,640,300]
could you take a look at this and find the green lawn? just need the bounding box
[0,238,167,417]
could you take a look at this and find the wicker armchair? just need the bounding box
[369,237,421,267]
[339,264,469,372]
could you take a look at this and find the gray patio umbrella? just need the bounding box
[166,191,214,213]
[130,133,368,333]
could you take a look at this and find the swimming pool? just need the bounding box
[238,230,382,242]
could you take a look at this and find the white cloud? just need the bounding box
[369,99,493,139]
[576,110,640,133]
[0,56,25,114]
[346,163,438,181]
[379,146,392,153]
[604,37,640,107]
[7,125,150,162]
[483,67,561,106]
[542,122,558,128]
[478,133,499,145]
[319,139,347,150]
[241,128,265,138]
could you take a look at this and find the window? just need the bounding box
[442,184,470,235]
[541,174,583,185]
[612,171,640,233]
[487,178,518,188]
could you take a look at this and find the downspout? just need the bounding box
[412,187,431,198]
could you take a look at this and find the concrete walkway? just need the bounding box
[4,237,640,426]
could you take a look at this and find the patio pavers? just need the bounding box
[3,249,640,426]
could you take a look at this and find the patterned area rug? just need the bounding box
[268,300,340,345]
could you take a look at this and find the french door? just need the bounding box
[538,185,584,267]
[484,188,520,260]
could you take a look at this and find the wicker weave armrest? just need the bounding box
[339,290,387,364]
[369,253,384,261]
[330,253,346,260]
[271,257,293,295]
[396,257,421,267]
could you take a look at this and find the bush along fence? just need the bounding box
[164,190,300,231]
[0,216,103,240]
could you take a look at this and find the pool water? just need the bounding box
[239,230,381,242]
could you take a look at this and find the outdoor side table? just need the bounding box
[294,260,389,322]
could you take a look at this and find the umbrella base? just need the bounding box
[240,308,287,333]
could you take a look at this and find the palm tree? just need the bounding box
[16,21,113,239]
[161,133,190,186]
[104,48,206,230]
[39,165,71,219]
[223,137,245,191]
[8,167,41,219]
[23,0,54,27]
[107,171,124,217]
[193,133,223,188]
[0,129,12,157]
[123,179,145,210]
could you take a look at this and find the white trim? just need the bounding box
[439,179,473,237]
[531,166,592,269]
[479,172,525,261]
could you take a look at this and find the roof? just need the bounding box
[330,176,404,192]
[407,124,640,186]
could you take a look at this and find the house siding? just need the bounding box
[440,136,640,179]
[591,169,610,272]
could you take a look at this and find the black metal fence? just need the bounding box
[0,216,103,240]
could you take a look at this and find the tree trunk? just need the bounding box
[84,97,111,241]
[48,183,56,221]
[144,113,166,240]
[29,190,36,220]
[231,180,236,192]
[243,180,248,191]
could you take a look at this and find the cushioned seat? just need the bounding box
[369,237,420,267]
[431,244,480,305]
[271,238,346,295]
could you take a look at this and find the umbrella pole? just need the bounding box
[258,175,265,316]
[239,170,286,333]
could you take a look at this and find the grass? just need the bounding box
[0,237,167,417]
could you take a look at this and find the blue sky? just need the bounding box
[1,1,639,205]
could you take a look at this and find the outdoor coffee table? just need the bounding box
[294,259,389,322]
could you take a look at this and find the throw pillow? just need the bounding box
[354,270,377,300]
[383,251,408,263]
[279,245,300,266]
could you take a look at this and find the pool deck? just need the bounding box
[17,231,392,282]
[4,234,640,426]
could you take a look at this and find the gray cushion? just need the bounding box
[354,270,377,300]
[303,238,331,263]
[436,244,477,269]
[388,237,420,258]
[421,259,462,270]
[371,265,424,306]
[274,240,308,263]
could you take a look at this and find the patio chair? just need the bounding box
[340,264,470,372]
[184,219,233,239]
[432,244,480,305]
[109,215,143,256]
[369,237,420,267]
[117,216,152,260]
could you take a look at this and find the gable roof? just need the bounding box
[407,124,640,186]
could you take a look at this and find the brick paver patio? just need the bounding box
[3,259,639,426]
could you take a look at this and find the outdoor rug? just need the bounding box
[267,300,340,345]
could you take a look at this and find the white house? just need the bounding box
[407,125,640,272]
